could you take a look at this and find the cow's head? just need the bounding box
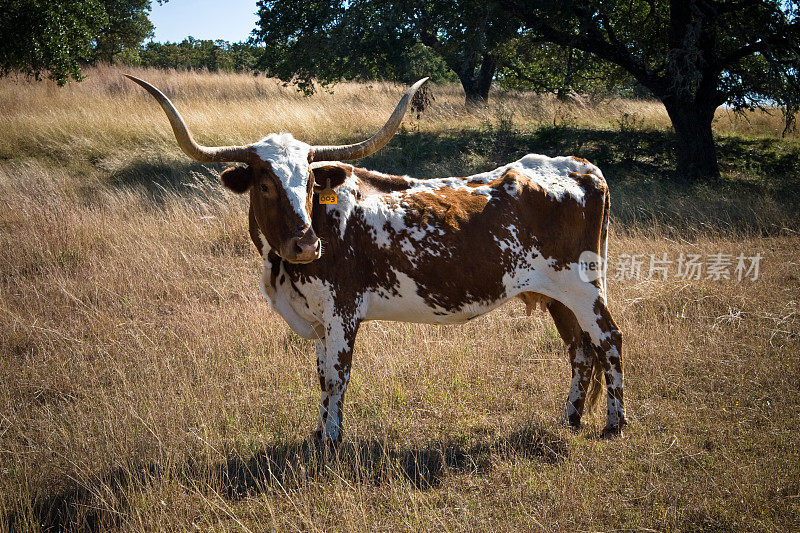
[125,75,427,264]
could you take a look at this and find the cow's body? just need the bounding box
[125,75,626,443]
[252,154,624,441]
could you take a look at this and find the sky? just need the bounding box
[148,0,260,43]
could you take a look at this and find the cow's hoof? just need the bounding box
[559,417,581,431]
[601,425,624,439]
[558,410,582,429]
[310,429,341,450]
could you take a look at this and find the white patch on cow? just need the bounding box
[257,249,324,339]
[504,181,520,196]
[476,154,589,205]
[307,283,366,441]
[258,265,275,307]
[366,269,443,322]
[257,231,271,259]
[364,269,508,324]
[315,173,442,263]
[494,224,520,253]
[259,270,321,339]
[488,241,610,346]
[252,133,312,226]
[256,230,276,307]
[607,346,624,388]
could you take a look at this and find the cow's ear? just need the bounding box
[312,165,349,190]
[220,166,253,194]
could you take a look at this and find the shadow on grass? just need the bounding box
[10,424,566,531]
[215,422,567,499]
[11,463,160,533]
[103,158,229,206]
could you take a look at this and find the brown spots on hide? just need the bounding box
[244,155,625,437]
[352,167,410,195]
[548,299,598,427]
[511,170,609,270]
[569,171,606,192]
[571,156,590,165]
[395,176,531,311]
[311,164,350,190]
[402,187,489,231]
[593,297,622,354]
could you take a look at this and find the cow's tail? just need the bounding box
[583,187,611,415]
[598,186,610,301]
[583,344,605,415]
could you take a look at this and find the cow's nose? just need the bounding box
[286,234,321,262]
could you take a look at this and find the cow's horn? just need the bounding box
[311,77,429,162]
[125,75,251,163]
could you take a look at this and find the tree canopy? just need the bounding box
[0,0,154,84]
[92,0,154,64]
[500,0,800,177]
[495,40,639,97]
[252,0,509,101]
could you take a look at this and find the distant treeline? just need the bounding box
[134,38,458,85]
[137,38,261,72]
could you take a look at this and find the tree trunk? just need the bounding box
[458,52,496,106]
[663,99,720,180]
[557,46,573,100]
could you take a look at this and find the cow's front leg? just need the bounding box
[314,317,360,443]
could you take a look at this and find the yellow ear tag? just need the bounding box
[318,178,337,205]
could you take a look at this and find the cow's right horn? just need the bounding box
[311,77,429,162]
[125,75,251,163]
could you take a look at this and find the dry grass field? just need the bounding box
[1,67,798,531]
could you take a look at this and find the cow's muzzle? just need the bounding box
[282,229,322,264]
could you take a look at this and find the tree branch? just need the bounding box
[719,33,800,69]
[498,0,668,95]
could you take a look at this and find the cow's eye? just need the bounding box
[260,183,270,194]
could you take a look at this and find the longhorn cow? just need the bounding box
[125,75,626,441]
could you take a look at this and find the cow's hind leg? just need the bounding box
[314,317,360,444]
[569,296,626,436]
[548,300,600,428]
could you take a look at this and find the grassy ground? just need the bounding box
[1,67,798,531]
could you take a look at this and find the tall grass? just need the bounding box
[0,67,798,531]
[3,65,794,163]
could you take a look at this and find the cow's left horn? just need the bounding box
[125,75,251,163]
[311,78,429,162]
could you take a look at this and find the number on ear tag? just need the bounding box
[318,178,337,204]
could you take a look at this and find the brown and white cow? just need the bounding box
[126,75,626,442]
